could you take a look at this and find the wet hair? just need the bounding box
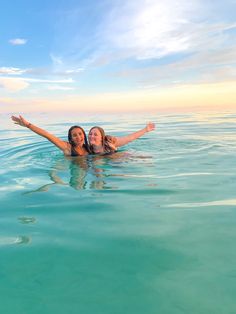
[68,125,90,154]
[89,126,115,154]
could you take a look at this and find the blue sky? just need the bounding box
[1,0,236,112]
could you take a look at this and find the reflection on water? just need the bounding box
[18,216,36,224]
[0,235,31,245]
[23,152,135,193]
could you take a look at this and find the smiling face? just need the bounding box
[88,127,103,146]
[70,127,85,146]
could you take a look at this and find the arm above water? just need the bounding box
[115,122,155,147]
[11,115,70,153]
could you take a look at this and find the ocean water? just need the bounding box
[1,111,236,314]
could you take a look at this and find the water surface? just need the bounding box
[1,112,236,314]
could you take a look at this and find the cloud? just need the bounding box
[112,45,236,87]
[47,85,75,91]
[65,68,84,74]
[0,65,83,78]
[81,0,235,67]
[22,77,74,83]
[0,76,74,92]
[49,53,85,76]
[0,65,79,92]
[48,0,211,66]
[46,0,236,75]
[9,38,27,45]
[0,78,29,92]
[0,67,28,75]
[100,0,201,59]
[50,53,63,65]
[50,0,198,66]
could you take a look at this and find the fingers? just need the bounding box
[11,116,20,124]
[146,122,155,131]
[11,115,17,121]
[11,115,20,121]
[150,122,155,130]
[11,115,26,127]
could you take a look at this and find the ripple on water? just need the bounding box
[0,235,31,246]
[166,198,236,208]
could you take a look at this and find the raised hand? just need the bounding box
[145,122,155,132]
[106,137,117,151]
[11,115,30,127]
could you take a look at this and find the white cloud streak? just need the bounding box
[65,68,84,74]
[21,77,74,83]
[9,38,27,45]
[0,76,74,92]
[47,85,75,91]
[0,67,28,75]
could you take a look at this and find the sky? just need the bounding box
[0,0,236,113]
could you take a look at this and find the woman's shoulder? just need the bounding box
[63,142,72,156]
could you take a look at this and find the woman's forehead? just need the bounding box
[90,127,100,133]
[72,127,83,134]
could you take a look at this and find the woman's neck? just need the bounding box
[92,144,104,153]
[74,145,87,155]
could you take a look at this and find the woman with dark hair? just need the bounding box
[89,122,155,154]
[11,115,90,156]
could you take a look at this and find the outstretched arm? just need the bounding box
[11,115,69,152]
[115,122,155,147]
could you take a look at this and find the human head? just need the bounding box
[68,125,89,150]
[88,126,105,147]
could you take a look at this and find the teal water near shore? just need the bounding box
[1,112,236,314]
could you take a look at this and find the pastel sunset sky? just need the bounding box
[0,0,236,113]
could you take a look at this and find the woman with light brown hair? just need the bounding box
[88,122,155,154]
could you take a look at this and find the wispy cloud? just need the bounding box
[47,85,75,91]
[65,68,84,74]
[21,77,74,83]
[50,53,63,66]
[49,53,85,76]
[89,0,236,65]
[0,67,28,75]
[0,76,74,92]
[9,38,27,45]
[49,0,201,69]
[0,66,84,79]
[102,0,198,59]
[112,44,236,87]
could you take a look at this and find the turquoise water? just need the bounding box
[1,112,236,314]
